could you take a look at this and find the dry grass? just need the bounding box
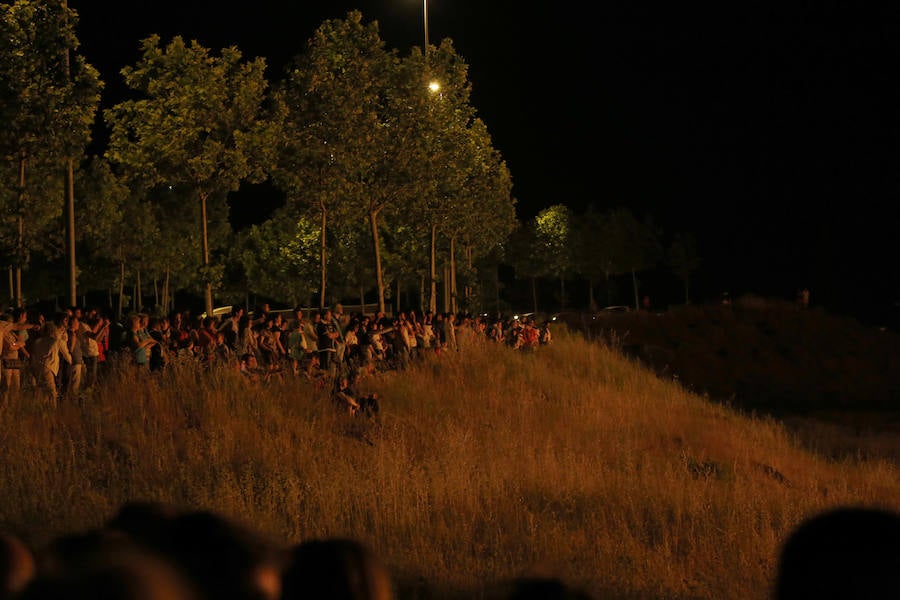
[1,329,898,599]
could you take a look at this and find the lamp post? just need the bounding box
[423,1,440,94]
[423,0,429,57]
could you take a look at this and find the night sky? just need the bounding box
[69,2,899,323]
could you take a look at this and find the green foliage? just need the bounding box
[238,208,318,306]
[75,156,127,245]
[534,204,573,277]
[0,0,101,303]
[105,35,272,193]
[0,0,101,162]
[395,45,515,311]
[105,34,277,313]
[272,10,403,310]
[0,156,65,259]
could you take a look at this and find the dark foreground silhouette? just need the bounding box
[774,506,900,599]
[4,503,898,599]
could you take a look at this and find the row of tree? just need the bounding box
[511,205,700,313]
[1,2,699,318]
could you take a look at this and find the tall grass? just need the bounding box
[1,327,898,599]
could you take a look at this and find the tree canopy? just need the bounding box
[105,34,275,315]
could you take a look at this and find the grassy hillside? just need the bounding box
[1,328,898,599]
[560,299,900,462]
[575,299,900,412]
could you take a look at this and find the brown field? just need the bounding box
[1,309,899,599]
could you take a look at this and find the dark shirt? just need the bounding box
[149,329,166,371]
[316,320,338,352]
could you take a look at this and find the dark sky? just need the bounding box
[69,2,899,321]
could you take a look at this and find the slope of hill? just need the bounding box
[558,298,900,462]
[2,326,898,599]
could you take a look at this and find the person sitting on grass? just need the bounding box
[239,353,268,383]
[333,373,379,418]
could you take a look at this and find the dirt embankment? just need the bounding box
[562,300,900,417]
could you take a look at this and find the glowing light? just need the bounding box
[428,81,441,93]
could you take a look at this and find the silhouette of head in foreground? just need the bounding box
[281,538,392,600]
[775,506,900,599]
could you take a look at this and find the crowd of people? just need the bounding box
[0,302,553,410]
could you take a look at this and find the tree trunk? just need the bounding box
[153,279,159,309]
[359,286,365,313]
[442,265,450,313]
[464,243,473,307]
[684,275,690,305]
[605,271,612,306]
[396,278,401,314]
[117,260,125,320]
[65,157,77,306]
[449,236,457,314]
[200,191,213,316]
[632,268,639,311]
[63,2,77,308]
[368,209,386,314]
[531,277,538,314]
[419,275,425,314]
[559,277,566,311]
[8,267,13,304]
[319,203,327,309]
[495,264,500,315]
[134,269,141,312]
[588,277,595,312]
[429,223,438,313]
[163,270,170,314]
[15,155,26,308]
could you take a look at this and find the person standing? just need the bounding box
[331,303,347,364]
[30,321,72,408]
[1,309,33,399]
[127,314,156,370]
[286,313,309,376]
[315,309,340,378]
[441,312,459,352]
[66,315,86,397]
[147,316,168,372]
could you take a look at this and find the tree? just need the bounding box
[506,219,544,314]
[396,41,472,313]
[392,41,515,314]
[667,232,701,304]
[0,157,65,302]
[74,155,127,298]
[605,208,663,310]
[271,34,355,309]
[0,0,101,306]
[237,208,319,307]
[283,11,423,314]
[573,205,612,311]
[444,118,515,314]
[534,204,574,310]
[105,34,276,316]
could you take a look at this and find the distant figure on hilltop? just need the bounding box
[797,288,810,309]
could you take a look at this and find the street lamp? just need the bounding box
[423,0,430,57]
[423,1,439,94]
